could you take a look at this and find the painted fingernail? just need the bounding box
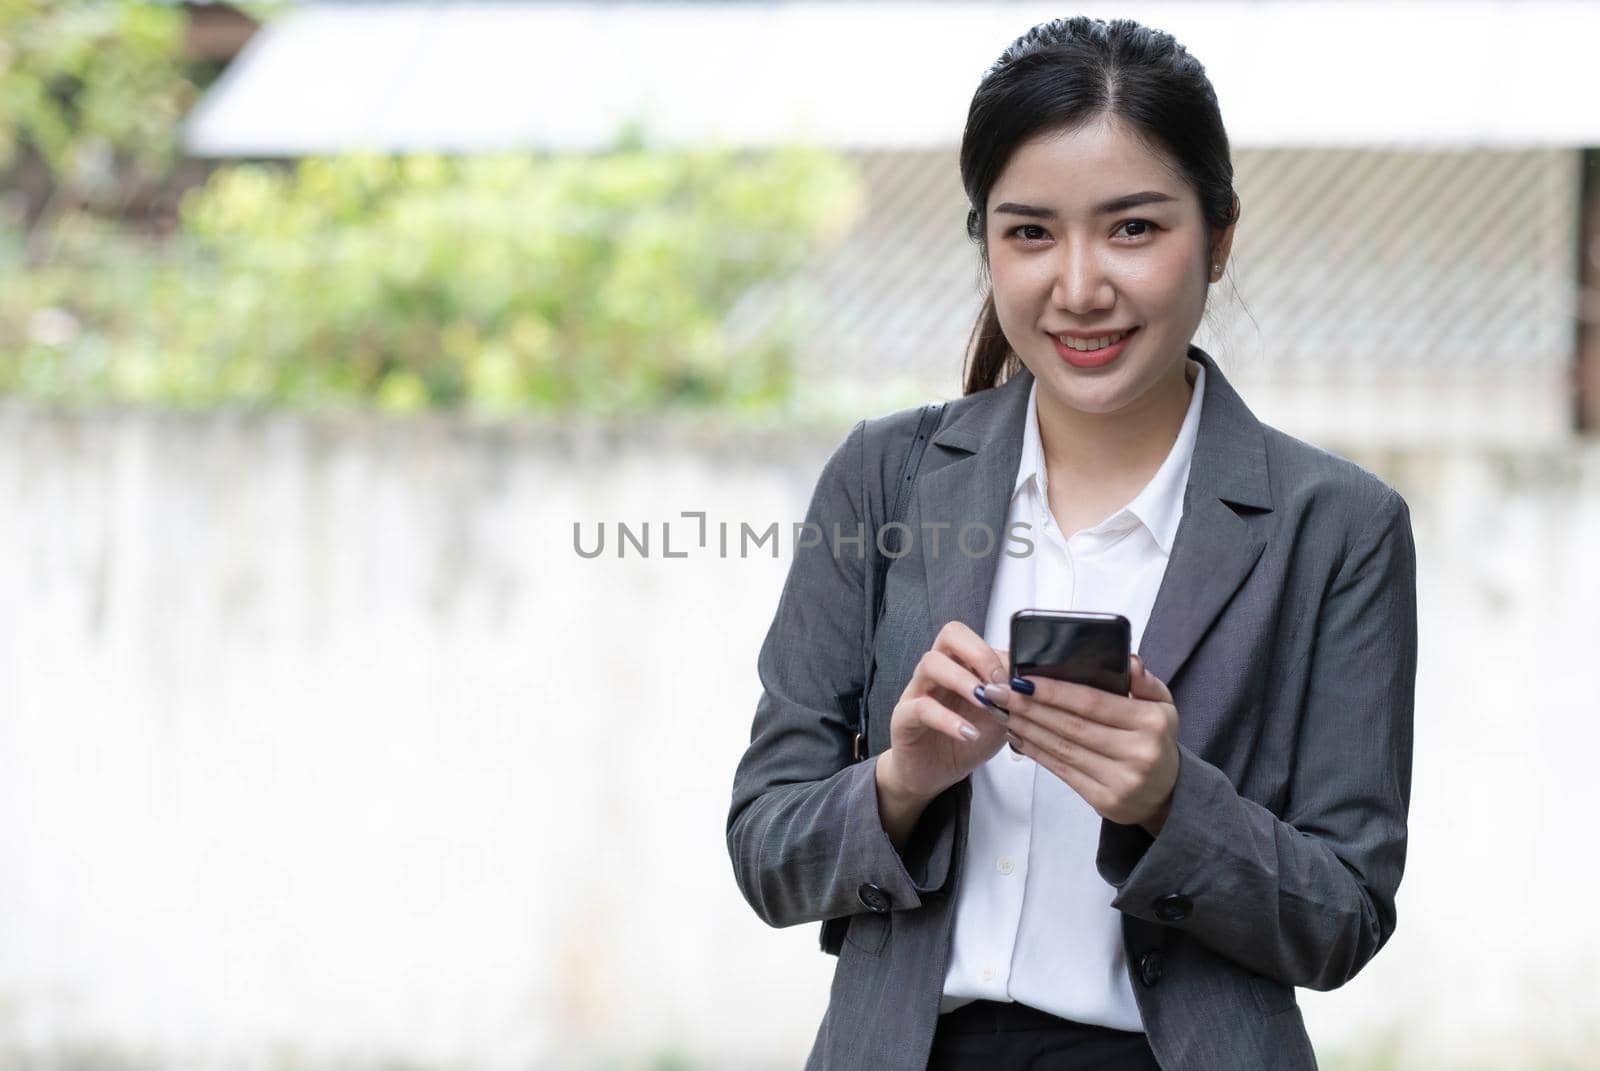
[973,684,992,707]
[959,722,979,741]
[985,682,1012,705]
[1010,677,1035,695]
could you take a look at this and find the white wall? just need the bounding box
[0,398,1596,1070]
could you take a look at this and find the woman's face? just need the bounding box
[984,114,1232,416]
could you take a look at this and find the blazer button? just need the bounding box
[1138,950,1164,988]
[857,883,891,914]
[1153,893,1193,922]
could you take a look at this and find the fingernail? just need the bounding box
[959,722,979,741]
[986,682,1012,705]
[1010,677,1035,695]
[973,684,992,707]
[1007,734,1022,755]
[988,703,1010,724]
[989,665,1008,684]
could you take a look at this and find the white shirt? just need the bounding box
[938,357,1207,1030]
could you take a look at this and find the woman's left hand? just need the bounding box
[979,654,1179,835]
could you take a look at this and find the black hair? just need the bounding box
[959,16,1240,395]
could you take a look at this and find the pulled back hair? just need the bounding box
[960,16,1241,395]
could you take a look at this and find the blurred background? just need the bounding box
[2,1,1598,1068]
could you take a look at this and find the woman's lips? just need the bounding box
[1050,326,1138,368]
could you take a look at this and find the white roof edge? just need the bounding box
[183,1,1600,156]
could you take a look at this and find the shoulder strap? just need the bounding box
[874,401,944,632]
[855,400,944,761]
[821,399,944,958]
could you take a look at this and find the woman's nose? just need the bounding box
[1051,245,1114,314]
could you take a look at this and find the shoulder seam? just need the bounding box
[1330,485,1405,590]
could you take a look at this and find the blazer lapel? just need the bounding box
[1138,348,1273,709]
[915,347,1273,728]
[917,367,1033,641]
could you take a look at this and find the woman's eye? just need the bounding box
[1009,221,1158,243]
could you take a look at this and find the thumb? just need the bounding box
[992,649,1011,683]
[1129,653,1173,703]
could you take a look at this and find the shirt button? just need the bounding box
[980,966,994,982]
[997,856,1015,876]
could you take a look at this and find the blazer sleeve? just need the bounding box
[1096,486,1418,991]
[726,418,960,930]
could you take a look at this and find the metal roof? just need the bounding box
[183,0,1600,156]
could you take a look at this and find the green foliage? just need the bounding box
[1,148,866,413]
[0,0,199,204]
[0,3,866,414]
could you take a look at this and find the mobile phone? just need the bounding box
[1009,609,1132,695]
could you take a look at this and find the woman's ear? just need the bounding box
[1210,197,1240,280]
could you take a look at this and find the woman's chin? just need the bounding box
[1034,364,1142,415]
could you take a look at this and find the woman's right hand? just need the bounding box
[879,621,1011,804]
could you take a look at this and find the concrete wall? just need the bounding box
[0,394,1596,1070]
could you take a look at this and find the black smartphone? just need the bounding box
[1009,609,1132,695]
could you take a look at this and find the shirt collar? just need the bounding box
[1012,357,1206,556]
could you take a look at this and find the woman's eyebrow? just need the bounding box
[993,191,1178,218]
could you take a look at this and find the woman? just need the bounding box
[727,16,1417,1071]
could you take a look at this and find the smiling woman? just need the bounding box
[975,112,1236,520]
[727,15,1417,1071]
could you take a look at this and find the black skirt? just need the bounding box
[927,999,1163,1070]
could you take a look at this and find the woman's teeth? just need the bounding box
[1057,330,1131,352]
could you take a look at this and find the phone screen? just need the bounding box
[1010,610,1132,695]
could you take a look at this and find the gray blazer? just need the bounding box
[726,345,1417,1070]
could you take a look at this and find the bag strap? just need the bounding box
[820,399,944,958]
[853,399,945,762]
